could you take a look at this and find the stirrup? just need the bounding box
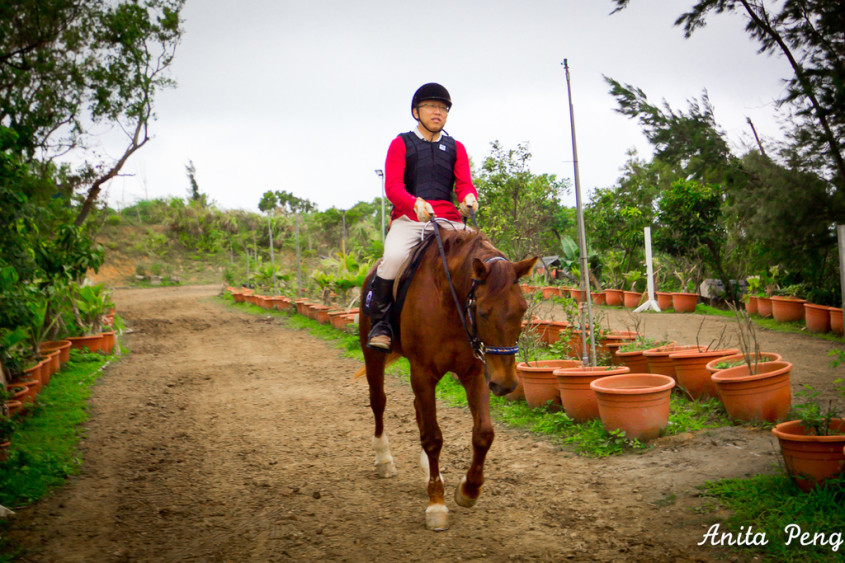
[367,333,392,351]
[367,323,393,351]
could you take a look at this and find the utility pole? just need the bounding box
[296,214,302,296]
[563,58,597,366]
[268,212,276,294]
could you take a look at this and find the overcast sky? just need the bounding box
[99,0,793,213]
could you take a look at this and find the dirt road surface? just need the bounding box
[5,285,843,562]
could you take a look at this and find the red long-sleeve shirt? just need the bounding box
[384,132,477,223]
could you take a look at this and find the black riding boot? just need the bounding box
[366,275,394,351]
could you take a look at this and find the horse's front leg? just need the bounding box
[455,368,494,508]
[411,365,448,531]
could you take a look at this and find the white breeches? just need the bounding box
[376,216,472,280]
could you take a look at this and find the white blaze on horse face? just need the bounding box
[373,434,397,478]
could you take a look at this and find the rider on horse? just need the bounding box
[366,83,479,351]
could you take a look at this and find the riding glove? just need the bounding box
[459,193,478,217]
[414,197,435,222]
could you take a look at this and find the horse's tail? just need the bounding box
[353,351,402,379]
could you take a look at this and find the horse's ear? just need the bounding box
[472,258,490,281]
[513,256,539,280]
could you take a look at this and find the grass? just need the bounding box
[699,474,845,562]
[221,294,733,457]
[0,349,111,509]
[222,294,844,556]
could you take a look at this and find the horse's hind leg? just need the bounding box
[454,371,494,509]
[364,346,397,478]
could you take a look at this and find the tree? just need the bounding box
[610,0,844,190]
[185,160,204,203]
[654,178,736,299]
[605,77,734,184]
[0,0,185,225]
[474,141,570,260]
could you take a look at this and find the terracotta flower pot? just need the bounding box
[517,360,581,409]
[614,348,650,374]
[828,307,843,335]
[756,296,773,318]
[595,331,636,359]
[590,373,676,441]
[656,292,673,311]
[232,291,247,303]
[42,350,61,384]
[19,377,40,404]
[271,296,292,312]
[704,352,783,376]
[771,296,806,323]
[669,347,740,400]
[541,286,561,299]
[569,288,586,303]
[554,365,630,422]
[5,400,23,417]
[604,289,624,307]
[643,344,702,379]
[295,299,310,316]
[314,305,331,324]
[542,321,570,346]
[623,291,642,309]
[711,361,792,423]
[67,334,105,353]
[803,303,831,333]
[671,292,698,313]
[7,385,28,406]
[100,331,116,354]
[745,295,758,315]
[591,292,606,306]
[41,340,72,365]
[772,419,845,492]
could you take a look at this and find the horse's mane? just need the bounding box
[429,228,513,296]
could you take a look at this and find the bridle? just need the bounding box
[429,216,520,364]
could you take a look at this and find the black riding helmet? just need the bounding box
[411,83,452,119]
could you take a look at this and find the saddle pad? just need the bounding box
[389,232,437,346]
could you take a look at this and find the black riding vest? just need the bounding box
[400,131,457,202]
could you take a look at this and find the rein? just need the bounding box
[429,216,519,363]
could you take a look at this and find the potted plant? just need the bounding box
[554,364,630,421]
[66,283,114,353]
[614,335,673,374]
[671,264,699,313]
[771,362,845,492]
[711,307,792,422]
[743,275,763,315]
[770,284,807,323]
[621,270,643,309]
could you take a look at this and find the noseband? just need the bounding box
[430,219,520,363]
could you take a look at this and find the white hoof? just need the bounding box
[425,504,449,531]
[454,476,478,508]
[373,435,397,478]
[375,460,397,478]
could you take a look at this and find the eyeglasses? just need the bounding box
[418,103,450,113]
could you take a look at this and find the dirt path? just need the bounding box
[5,285,843,562]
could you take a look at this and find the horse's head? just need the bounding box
[470,254,538,396]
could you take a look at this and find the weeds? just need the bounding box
[0,350,110,508]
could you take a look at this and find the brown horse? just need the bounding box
[358,226,537,530]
